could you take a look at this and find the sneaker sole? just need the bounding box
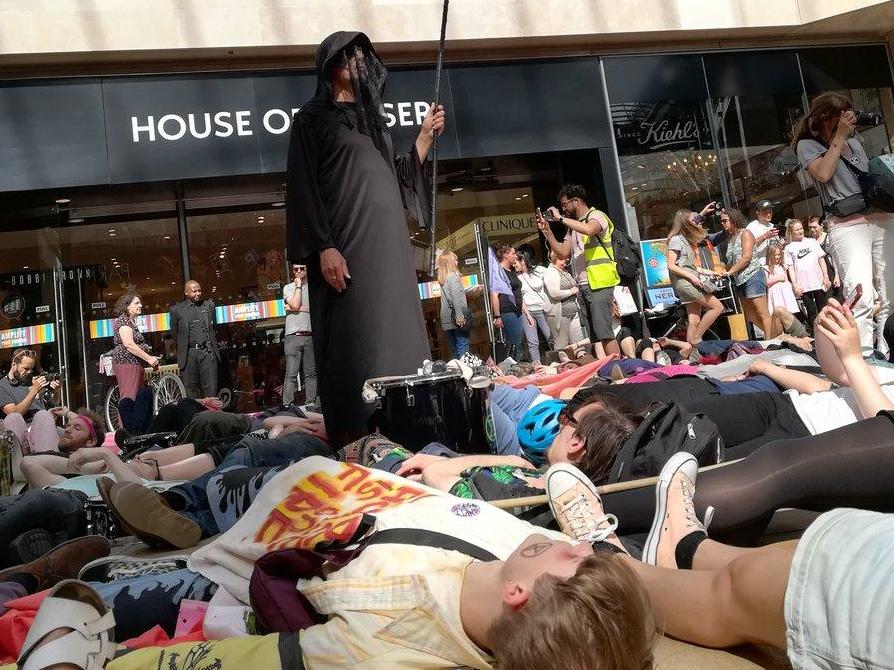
[642,452,697,566]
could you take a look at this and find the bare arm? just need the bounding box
[3,376,45,417]
[421,454,534,493]
[747,359,832,394]
[119,326,155,365]
[284,284,303,313]
[815,302,892,418]
[805,111,857,182]
[536,213,573,260]
[667,249,700,285]
[726,231,755,276]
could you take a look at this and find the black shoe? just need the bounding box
[79,554,189,583]
[114,428,132,449]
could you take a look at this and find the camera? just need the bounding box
[854,111,884,127]
[39,371,61,407]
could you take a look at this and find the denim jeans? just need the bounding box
[0,489,87,568]
[489,385,542,456]
[447,329,471,358]
[164,433,332,537]
[499,312,524,360]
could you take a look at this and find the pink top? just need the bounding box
[784,238,826,292]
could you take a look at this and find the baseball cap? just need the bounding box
[754,200,773,211]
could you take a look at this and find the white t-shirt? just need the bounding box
[784,238,826,293]
[785,384,894,436]
[745,220,776,264]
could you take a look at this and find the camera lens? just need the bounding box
[854,111,883,127]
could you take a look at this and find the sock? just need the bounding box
[675,530,707,570]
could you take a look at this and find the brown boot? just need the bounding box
[107,481,202,550]
[0,536,111,592]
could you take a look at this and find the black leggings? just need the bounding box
[603,414,894,544]
[800,289,827,332]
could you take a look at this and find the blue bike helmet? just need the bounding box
[516,399,567,466]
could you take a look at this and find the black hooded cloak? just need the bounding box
[286,31,432,448]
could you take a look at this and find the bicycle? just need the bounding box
[100,358,187,432]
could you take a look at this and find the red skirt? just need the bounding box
[113,363,144,401]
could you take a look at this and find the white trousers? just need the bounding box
[826,216,894,356]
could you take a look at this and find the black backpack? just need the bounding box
[596,214,642,287]
[606,402,724,484]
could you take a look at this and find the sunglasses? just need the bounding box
[558,404,578,429]
[293,266,306,272]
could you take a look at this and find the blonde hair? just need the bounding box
[666,209,706,246]
[785,218,803,243]
[436,250,459,285]
[488,553,656,670]
[766,243,784,270]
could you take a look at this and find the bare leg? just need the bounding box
[750,296,775,339]
[619,336,637,358]
[640,346,656,362]
[593,341,607,359]
[156,454,215,481]
[604,340,621,357]
[624,541,794,649]
[134,443,196,466]
[684,303,702,345]
[693,295,723,342]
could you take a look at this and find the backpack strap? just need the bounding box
[363,528,499,562]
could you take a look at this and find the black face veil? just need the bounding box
[336,43,393,171]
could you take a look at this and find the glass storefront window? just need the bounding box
[703,51,807,222]
[186,207,288,411]
[606,55,724,242]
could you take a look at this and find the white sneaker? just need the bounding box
[642,452,714,568]
[545,463,619,545]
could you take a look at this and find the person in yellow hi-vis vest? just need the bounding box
[536,184,619,358]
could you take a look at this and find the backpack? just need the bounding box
[606,401,724,484]
[594,214,641,287]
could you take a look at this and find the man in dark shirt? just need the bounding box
[0,348,59,420]
[169,281,219,399]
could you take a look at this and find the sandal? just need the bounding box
[17,579,116,670]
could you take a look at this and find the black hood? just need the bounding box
[313,31,385,99]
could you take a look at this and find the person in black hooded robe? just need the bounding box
[286,31,446,448]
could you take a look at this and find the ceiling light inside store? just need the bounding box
[271,201,285,207]
[515,197,521,201]
[450,187,463,192]
[522,194,528,198]
[632,187,638,191]
[109,233,116,237]
[22,266,28,269]
[55,198,70,205]
[637,164,646,169]
[69,218,84,224]
[108,229,116,233]
[163,236,171,240]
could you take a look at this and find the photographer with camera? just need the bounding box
[793,91,893,355]
[0,348,59,421]
[536,184,618,359]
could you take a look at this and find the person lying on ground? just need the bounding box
[17,410,108,488]
[513,453,894,670]
[65,412,327,484]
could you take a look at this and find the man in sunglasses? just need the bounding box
[282,264,317,409]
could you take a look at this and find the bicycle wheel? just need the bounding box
[153,372,187,414]
[104,385,121,432]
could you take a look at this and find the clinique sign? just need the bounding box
[129,101,433,142]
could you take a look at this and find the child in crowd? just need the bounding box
[765,244,800,317]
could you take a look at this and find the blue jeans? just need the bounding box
[489,384,541,456]
[500,312,524,360]
[164,433,332,537]
[447,329,471,358]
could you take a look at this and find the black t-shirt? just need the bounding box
[499,270,523,315]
